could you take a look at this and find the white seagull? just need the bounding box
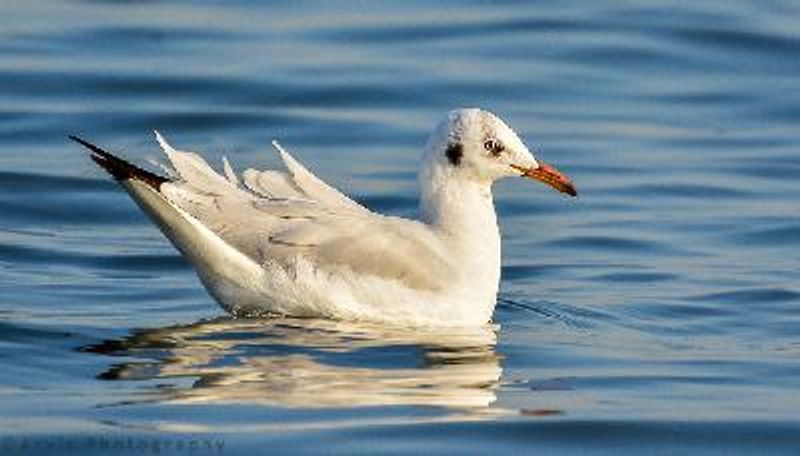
[71,109,576,326]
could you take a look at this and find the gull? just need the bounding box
[70,108,576,326]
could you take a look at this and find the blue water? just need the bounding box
[1,1,799,454]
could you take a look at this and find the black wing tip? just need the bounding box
[68,134,90,148]
[69,134,169,191]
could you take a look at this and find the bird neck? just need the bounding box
[419,162,500,249]
[417,160,502,322]
[419,162,501,318]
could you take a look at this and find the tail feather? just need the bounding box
[69,135,168,191]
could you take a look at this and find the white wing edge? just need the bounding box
[150,132,370,215]
[271,140,369,214]
[222,156,239,185]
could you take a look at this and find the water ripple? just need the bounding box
[496,297,616,329]
[694,288,800,305]
[545,235,671,254]
[729,224,800,247]
[0,241,186,272]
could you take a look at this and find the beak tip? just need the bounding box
[512,161,577,198]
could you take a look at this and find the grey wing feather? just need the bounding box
[155,133,453,290]
[242,169,303,199]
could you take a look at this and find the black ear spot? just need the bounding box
[445,142,463,166]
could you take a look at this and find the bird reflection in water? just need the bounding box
[83,317,502,411]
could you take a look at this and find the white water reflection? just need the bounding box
[85,317,502,410]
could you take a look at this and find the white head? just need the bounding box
[422,108,576,196]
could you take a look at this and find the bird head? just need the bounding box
[425,108,576,197]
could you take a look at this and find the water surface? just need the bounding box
[1,1,799,454]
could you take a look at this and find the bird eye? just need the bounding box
[484,139,504,156]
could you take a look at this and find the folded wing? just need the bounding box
[155,134,454,290]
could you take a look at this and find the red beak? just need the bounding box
[511,161,577,197]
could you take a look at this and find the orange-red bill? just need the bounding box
[511,161,577,197]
